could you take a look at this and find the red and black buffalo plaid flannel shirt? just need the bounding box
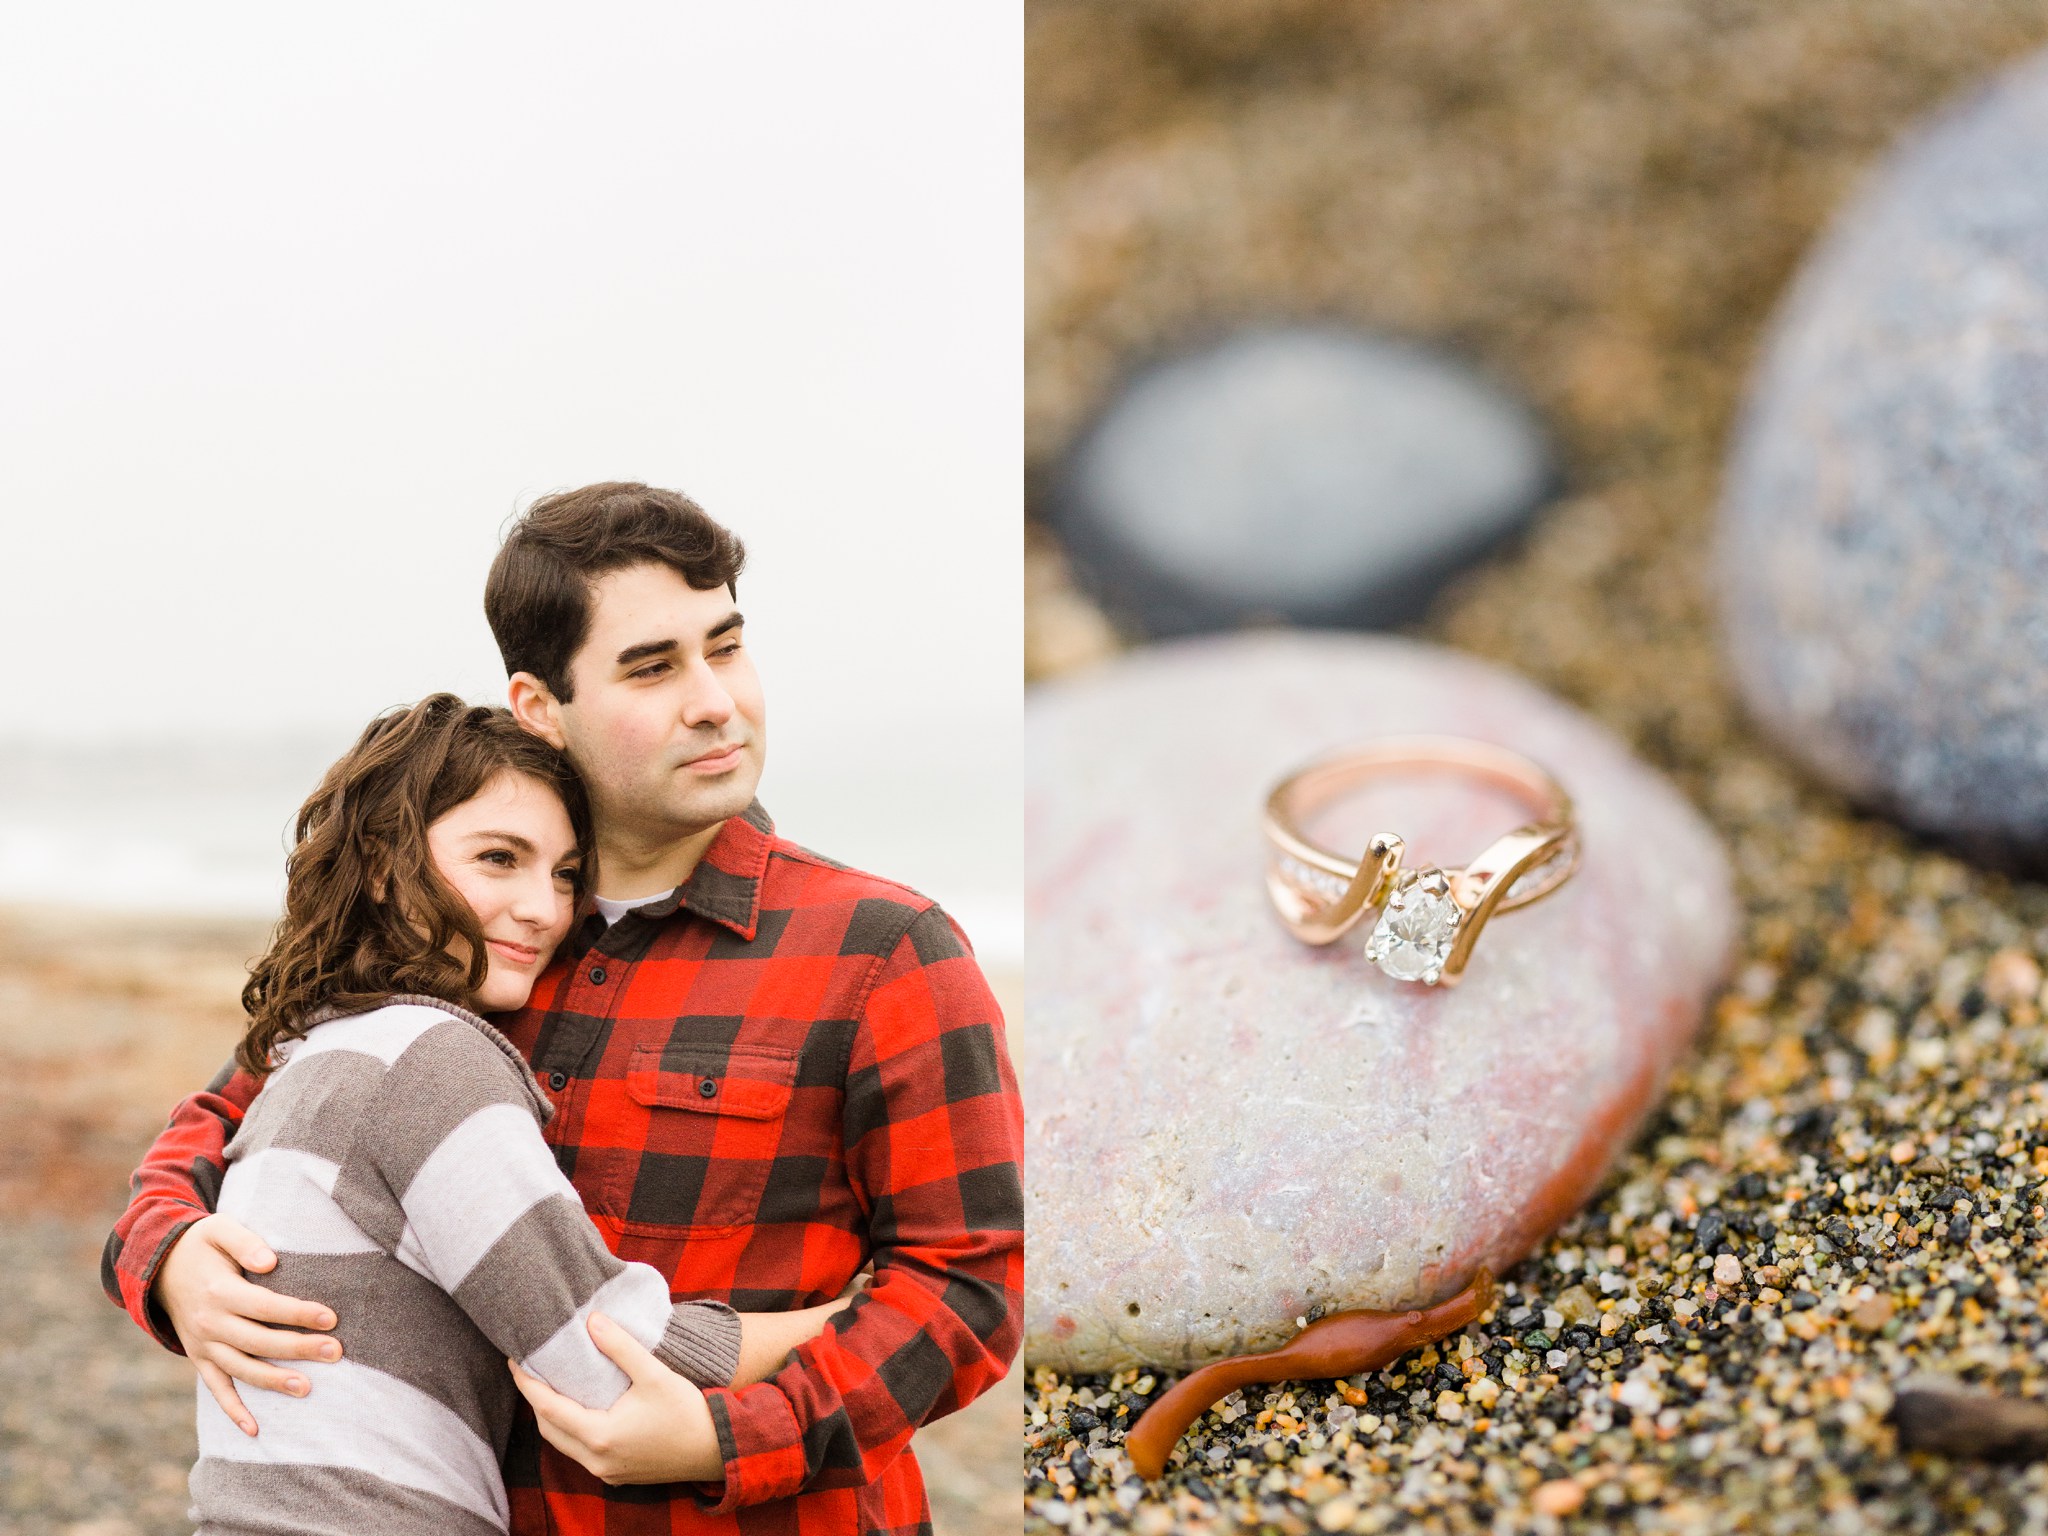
[102,802,1024,1536]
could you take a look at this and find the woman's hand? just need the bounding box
[155,1214,341,1435]
[510,1312,724,1484]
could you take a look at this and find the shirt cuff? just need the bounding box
[131,1210,209,1353]
[692,1381,808,1513]
[655,1300,743,1388]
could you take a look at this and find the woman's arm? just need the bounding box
[342,1016,740,1402]
[732,1299,855,1387]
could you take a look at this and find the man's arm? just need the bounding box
[101,1056,258,1343]
[101,1057,338,1432]
[697,903,1024,1510]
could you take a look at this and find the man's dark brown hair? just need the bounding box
[238,695,594,1075]
[484,481,747,701]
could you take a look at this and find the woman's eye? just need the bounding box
[554,866,581,886]
[481,849,517,868]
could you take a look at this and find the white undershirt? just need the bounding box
[592,889,677,926]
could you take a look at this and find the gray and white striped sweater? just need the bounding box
[189,996,741,1535]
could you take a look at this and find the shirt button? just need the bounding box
[588,965,607,985]
[697,1077,718,1099]
[548,1071,567,1092]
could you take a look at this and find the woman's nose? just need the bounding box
[509,869,563,928]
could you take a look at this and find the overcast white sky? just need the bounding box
[0,5,1021,954]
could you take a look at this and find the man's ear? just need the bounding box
[507,672,568,750]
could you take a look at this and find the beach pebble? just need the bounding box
[1889,1375,2048,1463]
[1046,326,1552,637]
[1718,48,2048,870]
[1531,1479,1586,1517]
[1023,634,1734,1371]
[1983,948,2043,1012]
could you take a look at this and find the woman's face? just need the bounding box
[424,769,583,1013]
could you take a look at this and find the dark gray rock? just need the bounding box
[1047,325,1554,637]
[1718,49,2048,870]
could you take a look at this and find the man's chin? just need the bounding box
[663,772,762,832]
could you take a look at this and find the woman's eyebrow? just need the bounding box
[467,831,538,853]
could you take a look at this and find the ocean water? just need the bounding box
[0,733,1021,969]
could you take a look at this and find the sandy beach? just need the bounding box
[0,907,1018,1535]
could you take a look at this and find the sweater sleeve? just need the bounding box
[334,1017,739,1399]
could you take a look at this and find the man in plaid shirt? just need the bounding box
[101,483,1023,1534]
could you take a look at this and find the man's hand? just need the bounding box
[154,1214,340,1435]
[509,1312,724,1485]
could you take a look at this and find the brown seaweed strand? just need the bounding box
[1124,1271,1498,1480]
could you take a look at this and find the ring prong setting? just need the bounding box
[1362,866,1464,985]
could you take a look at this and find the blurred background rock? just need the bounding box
[1027,3,2048,1532]
[1028,0,2048,769]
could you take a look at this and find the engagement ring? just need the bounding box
[1262,735,1579,986]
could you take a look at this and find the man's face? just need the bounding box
[549,562,766,845]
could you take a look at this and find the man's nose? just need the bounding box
[679,658,735,729]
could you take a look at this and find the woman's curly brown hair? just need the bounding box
[237,694,592,1076]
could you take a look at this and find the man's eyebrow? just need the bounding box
[467,831,538,853]
[614,613,742,667]
[615,638,679,667]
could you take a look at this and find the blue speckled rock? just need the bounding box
[1718,49,2048,870]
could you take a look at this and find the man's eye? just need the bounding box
[629,661,671,680]
[712,642,742,658]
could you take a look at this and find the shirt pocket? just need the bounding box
[607,1040,800,1233]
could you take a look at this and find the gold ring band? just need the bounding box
[1262,735,1579,986]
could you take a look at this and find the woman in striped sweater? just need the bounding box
[186,696,847,1535]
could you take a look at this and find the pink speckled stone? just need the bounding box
[1024,634,1734,1373]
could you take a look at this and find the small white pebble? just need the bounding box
[1714,1253,1743,1286]
[1616,1379,1662,1415]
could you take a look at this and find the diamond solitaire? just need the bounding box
[1363,868,1463,984]
[1262,735,1579,986]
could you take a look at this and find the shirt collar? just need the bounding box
[626,799,773,940]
